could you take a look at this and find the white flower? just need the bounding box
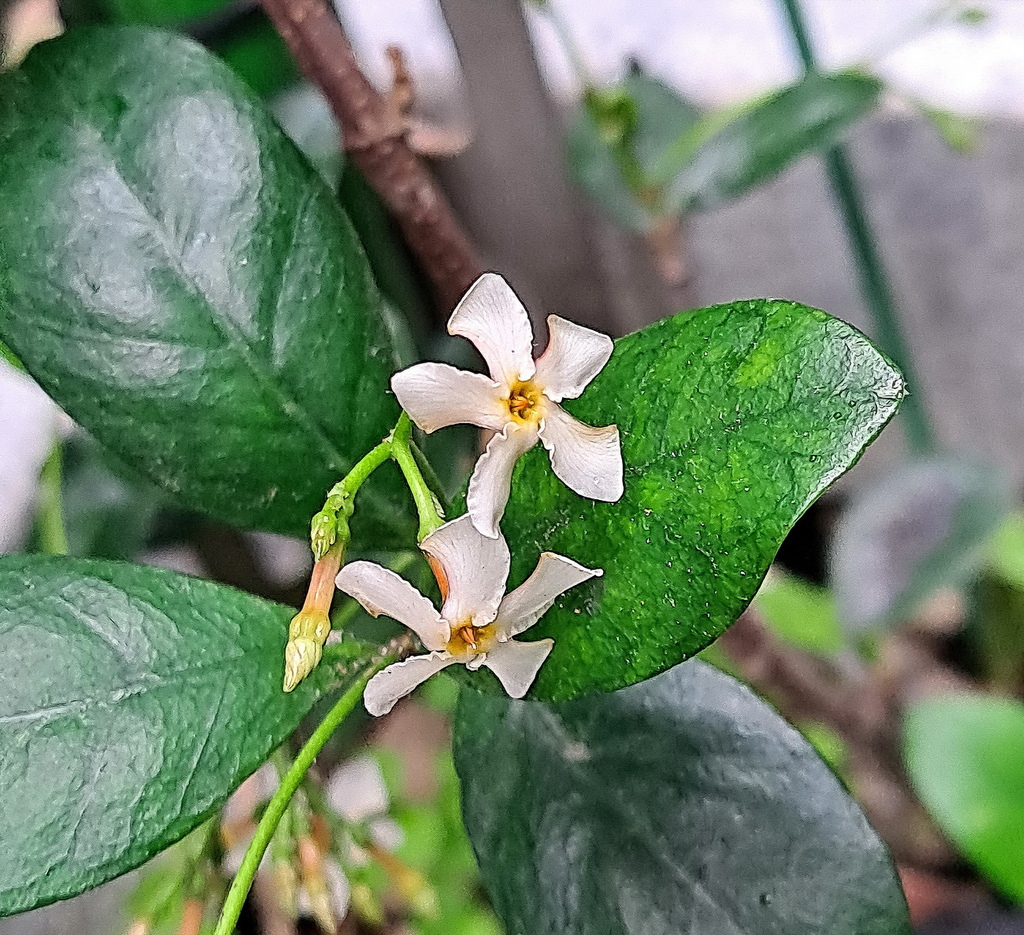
[391,273,624,538]
[336,514,601,715]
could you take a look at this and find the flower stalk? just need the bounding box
[213,659,391,935]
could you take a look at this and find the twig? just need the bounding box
[259,0,483,312]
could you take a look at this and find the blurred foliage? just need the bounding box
[905,695,1024,904]
[831,455,1008,634]
[568,64,881,232]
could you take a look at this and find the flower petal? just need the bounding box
[421,514,510,627]
[448,273,536,386]
[390,362,506,433]
[466,422,539,538]
[363,652,457,716]
[539,403,624,502]
[534,315,614,402]
[496,552,602,639]
[482,638,554,698]
[336,561,447,651]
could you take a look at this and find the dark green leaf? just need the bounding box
[831,455,1008,632]
[567,70,702,231]
[0,554,367,916]
[485,299,902,701]
[104,0,229,25]
[904,695,1024,903]
[658,71,882,213]
[338,163,430,359]
[455,659,910,935]
[0,28,413,542]
[61,435,163,561]
[213,16,300,98]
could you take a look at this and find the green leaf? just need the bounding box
[920,105,979,155]
[61,435,163,561]
[0,28,413,542]
[986,510,1024,591]
[755,570,844,654]
[0,554,366,916]
[454,660,910,935]
[904,695,1024,903]
[104,0,229,25]
[566,69,702,231]
[658,71,882,213]
[338,162,430,359]
[485,299,903,701]
[831,455,1008,632]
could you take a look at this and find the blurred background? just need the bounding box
[3,1,1024,934]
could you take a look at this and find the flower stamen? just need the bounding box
[507,382,541,422]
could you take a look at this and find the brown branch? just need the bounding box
[259,0,483,312]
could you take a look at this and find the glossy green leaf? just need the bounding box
[455,660,910,935]
[0,28,413,541]
[831,456,1008,632]
[0,554,368,916]
[904,695,1024,903]
[567,70,702,231]
[482,299,903,701]
[658,71,882,213]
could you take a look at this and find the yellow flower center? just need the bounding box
[445,621,497,662]
[506,381,543,423]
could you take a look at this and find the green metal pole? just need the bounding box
[777,0,935,454]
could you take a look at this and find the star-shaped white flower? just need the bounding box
[391,273,624,538]
[336,514,601,716]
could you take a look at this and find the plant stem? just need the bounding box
[776,0,935,455]
[391,413,445,541]
[37,444,68,556]
[213,661,385,935]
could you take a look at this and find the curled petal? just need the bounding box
[534,315,614,402]
[448,273,536,386]
[482,638,554,698]
[467,422,539,538]
[496,552,602,639]
[336,561,447,651]
[539,404,623,502]
[391,362,506,433]
[363,652,456,716]
[421,515,510,628]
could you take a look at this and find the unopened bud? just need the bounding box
[283,607,331,691]
[310,512,336,561]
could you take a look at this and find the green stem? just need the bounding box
[310,437,393,559]
[776,0,935,455]
[36,444,68,556]
[391,413,445,541]
[213,661,385,935]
